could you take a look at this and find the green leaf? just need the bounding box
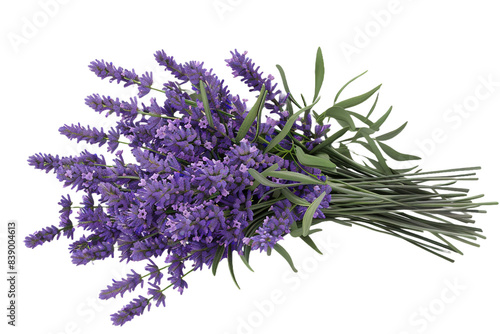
[212,245,225,276]
[361,133,392,174]
[199,81,214,128]
[248,169,285,188]
[252,90,267,143]
[376,121,408,141]
[290,228,302,237]
[264,101,319,154]
[378,141,421,161]
[276,64,299,112]
[300,235,323,255]
[301,93,307,106]
[352,138,373,152]
[249,169,316,189]
[365,157,387,173]
[281,188,311,206]
[371,106,392,131]
[334,70,368,104]
[347,127,376,142]
[265,170,325,185]
[235,85,267,142]
[322,106,356,131]
[393,165,419,174]
[273,243,298,272]
[337,142,353,159]
[185,99,198,107]
[240,245,253,271]
[350,111,374,127]
[306,228,323,235]
[296,146,336,170]
[314,152,330,160]
[312,110,319,120]
[309,126,349,154]
[313,47,325,102]
[334,84,382,109]
[302,191,327,236]
[249,163,279,191]
[366,93,379,119]
[239,252,254,272]
[227,245,240,289]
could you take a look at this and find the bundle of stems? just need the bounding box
[245,48,497,263]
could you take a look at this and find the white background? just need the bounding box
[1,0,500,333]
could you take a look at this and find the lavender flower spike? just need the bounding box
[59,123,107,147]
[99,270,144,300]
[24,225,60,248]
[110,295,151,326]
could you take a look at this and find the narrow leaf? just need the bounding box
[378,141,421,161]
[313,47,325,102]
[199,81,213,128]
[300,235,323,255]
[334,70,368,103]
[276,64,299,112]
[296,146,336,169]
[239,253,254,272]
[282,188,311,206]
[376,121,408,141]
[322,106,356,131]
[362,133,392,174]
[248,169,285,188]
[337,143,352,159]
[393,165,419,174]
[185,99,198,107]
[227,245,240,289]
[309,126,349,154]
[212,245,225,276]
[249,163,279,191]
[264,101,319,154]
[335,84,382,109]
[241,245,253,270]
[235,85,267,142]
[273,243,298,272]
[350,111,374,127]
[265,170,325,185]
[249,169,318,188]
[314,153,330,160]
[371,106,392,131]
[366,93,379,119]
[253,89,267,143]
[346,127,376,142]
[302,191,327,236]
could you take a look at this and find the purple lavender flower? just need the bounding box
[110,295,151,326]
[70,239,114,265]
[27,152,61,173]
[145,259,164,285]
[89,59,137,88]
[244,199,296,252]
[58,195,74,239]
[165,254,188,294]
[24,225,60,248]
[26,48,347,327]
[147,283,166,307]
[107,127,121,153]
[155,50,232,110]
[138,72,153,97]
[225,50,281,105]
[59,123,107,147]
[99,270,144,300]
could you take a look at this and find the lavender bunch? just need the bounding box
[26,47,497,326]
